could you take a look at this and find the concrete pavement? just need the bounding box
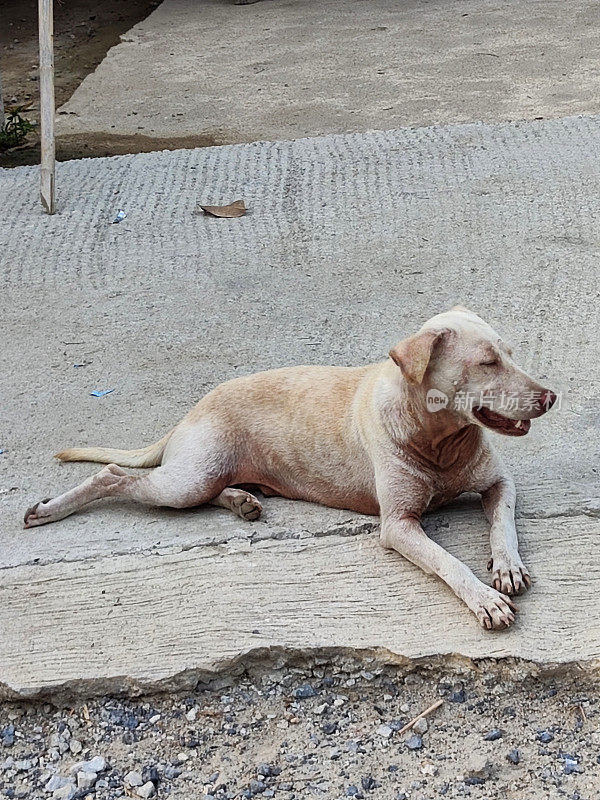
[56,0,600,152]
[1,115,599,698]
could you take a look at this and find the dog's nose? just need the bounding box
[538,389,557,412]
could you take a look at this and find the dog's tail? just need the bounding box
[55,429,174,468]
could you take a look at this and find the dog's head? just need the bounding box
[389,306,556,436]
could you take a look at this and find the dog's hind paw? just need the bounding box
[487,556,531,596]
[23,498,53,528]
[472,587,518,631]
[232,492,262,521]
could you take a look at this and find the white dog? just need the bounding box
[25,307,556,630]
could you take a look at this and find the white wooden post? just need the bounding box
[38,0,55,214]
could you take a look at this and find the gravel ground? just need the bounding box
[1,665,599,800]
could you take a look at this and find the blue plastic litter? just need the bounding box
[112,210,126,224]
[90,389,115,398]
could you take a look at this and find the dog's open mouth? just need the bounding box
[472,406,531,436]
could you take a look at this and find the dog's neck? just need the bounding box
[404,417,482,471]
[380,364,483,470]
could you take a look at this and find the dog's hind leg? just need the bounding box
[24,460,231,528]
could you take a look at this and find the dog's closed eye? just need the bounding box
[480,359,498,367]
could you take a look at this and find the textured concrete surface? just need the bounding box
[1,115,599,697]
[56,0,600,147]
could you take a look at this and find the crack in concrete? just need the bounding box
[1,518,380,572]
[3,508,598,573]
[518,507,600,521]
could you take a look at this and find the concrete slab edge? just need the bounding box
[3,648,600,704]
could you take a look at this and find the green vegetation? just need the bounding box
[0,105,35,151]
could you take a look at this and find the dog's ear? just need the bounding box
[389,329,446,384]
[451,304,471,314]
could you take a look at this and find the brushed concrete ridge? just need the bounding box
[1,114,599,698]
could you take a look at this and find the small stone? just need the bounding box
[322,721,337,735]
[413,717,428,735]
[136,782,157,799]
[537,731,554,743]
[463,754,492,784]
[507,748,520,765]
[249,778,266,794]
[72,756,107,774]
[59,726,71,741]
[164,765,182,780]
[46,775,70,793]
[109,709,139,730]
[49,733,61,749]
[361,775,378,790]
[15,759,34,772]
[420,761,437,777]
[257,763,279,778]
[376,724,394,739]
[148,714,161,725]
[69,739,82,755]
[53,785,77,800]
[406,735,423,750]
[484,729,502,741]
[449,689,466,703]
[346,787,360,797]
[125,771,144,787]
[77,771,97,790]
[400,703,410,714]
[185,708,198,722]
[564,758,579,775]
[176,752,189,763]
[293,684,317,699]
[1,725,15,747]
[142,766,160,786]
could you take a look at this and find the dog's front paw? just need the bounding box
[487,555,531,596]
[470,586,518,631]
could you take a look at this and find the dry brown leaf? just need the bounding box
[199,199,246,218]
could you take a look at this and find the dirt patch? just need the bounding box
[1,131,227,167]
[0,0,163,167]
